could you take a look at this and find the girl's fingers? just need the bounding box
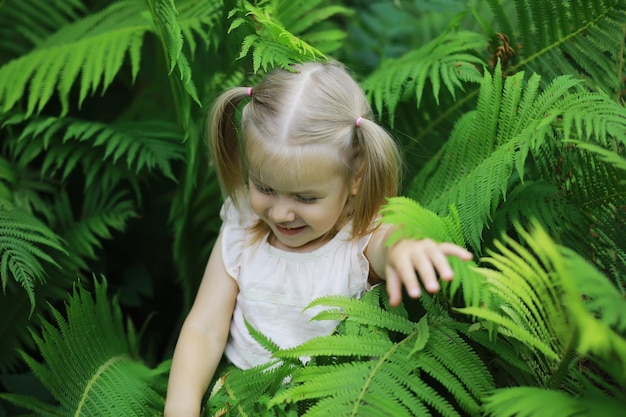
[386,240,474,305]
[439,242,473,260]
[394,260,422,299]
[415,250,446,291]
[385,266,403,307]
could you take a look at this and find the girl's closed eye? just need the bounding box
[295,194,318,204]
[253,182,274,195]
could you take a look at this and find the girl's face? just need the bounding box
[248,156,355,252]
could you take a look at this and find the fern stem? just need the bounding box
[546,327,578,390]
[350,329,418,416]
[146,0,185,128]
[75,354,126,416]
[617,22,625,103]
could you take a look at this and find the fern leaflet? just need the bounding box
[0,201,66,309]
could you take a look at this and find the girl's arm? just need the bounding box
[366,225,472,307]
[164,233,239,417]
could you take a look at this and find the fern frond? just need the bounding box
[0,0,150,115]
[0,279,167,415]
[363,29,485,123]
[568,140,626,174]
[408,65,518,207]
[488,0,626,99]
[176,0,225,56]
[463,322,536,385]
[457,221,626,386]
[271,311,493,417]
[245,319,282,356]
[489,180,583,246]
[558,245,626,357]
[14,116,184,184]
[53,188,137,270]
[0,201,66,308]
[307,295,417,335]
[206,360,296,416]
[408,62,626,256]
[228,0,335,72]
[146,0,200,108]
[277,334,394,360]
[529,129,626,278]
[0,0,85,59]
[482,386,626,417]
[273,0,352,54]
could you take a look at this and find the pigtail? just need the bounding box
[351,117,402,236]
[208,87,251,205]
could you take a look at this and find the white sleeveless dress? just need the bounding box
[219,197,373,369]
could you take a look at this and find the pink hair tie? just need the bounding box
[355,116,363,127]
[247,87,253,97]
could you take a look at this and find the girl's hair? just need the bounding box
[208,61,402,239]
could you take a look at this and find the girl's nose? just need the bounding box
[269,199,296,223]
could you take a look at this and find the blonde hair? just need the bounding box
[208,61,401,239]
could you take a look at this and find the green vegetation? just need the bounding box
[0,0,624,415]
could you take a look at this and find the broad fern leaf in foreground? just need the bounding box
[457,220,626,414]
[271,294,494,417]
[0,279,168,416]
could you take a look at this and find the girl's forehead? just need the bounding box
[247,147,348,191]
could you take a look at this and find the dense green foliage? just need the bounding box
[0,0,624,416]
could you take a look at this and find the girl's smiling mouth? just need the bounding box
[275,224,307,236]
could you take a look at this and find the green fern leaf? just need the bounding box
[380,196,465,245]
[363,30,485,124]
[567,140,626,177]
[0,0,150,115]
[0,0,85,58]
[0,279,167,416]
[52,188,137,270]
[245,319,282,356]
[176,0,224,55]
[206,360,296,416]
[487,0,626,99]
[277,0,351,34]
[228,0,332,73]
[483,386,626,417]
[16,116,184,184]
[277,335,394,360]
[408,62,626,256]
[307,295,418,335]
[146,0,200,106]
[271,313,492,416]
[0,202,66,308]
[457,220,626,386]
[273,0,352,54]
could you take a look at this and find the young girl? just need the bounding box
[164,61,472,416]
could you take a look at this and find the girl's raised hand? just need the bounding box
[384,239,473,307]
